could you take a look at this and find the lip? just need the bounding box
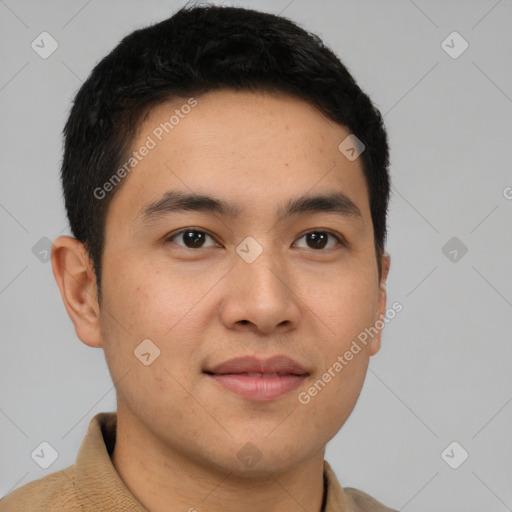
[207,355,308,375]
[204,355,309,402]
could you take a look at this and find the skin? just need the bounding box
[52,89,391,512]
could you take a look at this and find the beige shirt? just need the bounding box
[0,413,396,511]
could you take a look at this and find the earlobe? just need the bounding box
[370,252,391,356]
[51,236,103,348]
[370,336,381,356]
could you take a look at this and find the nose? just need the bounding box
[219,248,301,336]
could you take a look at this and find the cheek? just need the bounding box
[97,270,200,422]
[308,269,379,340]
[100,255,190,339]
[295,350,369,446]
[98,257,206,386]
[297,271,377,421]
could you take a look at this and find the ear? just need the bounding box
[370,251,391,356]
[51,236,103,348]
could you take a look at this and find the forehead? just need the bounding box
[106,89,371,226]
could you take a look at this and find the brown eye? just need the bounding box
[167,230,218,249]
[295,231,342,250]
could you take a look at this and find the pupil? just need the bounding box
[185,231,204,248]
[308,233,327,249]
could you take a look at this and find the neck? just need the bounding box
[111,407,327,512]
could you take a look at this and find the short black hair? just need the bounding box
[61,3,390,296]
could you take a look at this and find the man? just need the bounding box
[1,4,396,511]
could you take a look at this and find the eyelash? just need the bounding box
[165,228,346,250]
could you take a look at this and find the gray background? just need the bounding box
[1,0,511,510]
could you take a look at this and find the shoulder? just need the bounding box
[0,465,82,512]
[344,487,398,512]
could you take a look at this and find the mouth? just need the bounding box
[204,355,309,402]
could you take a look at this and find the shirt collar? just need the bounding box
[75,412,146,511]
[75,412,354,511]
[323,460,356,512]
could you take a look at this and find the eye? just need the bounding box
[166,229,219,249]
[294,231,344,250]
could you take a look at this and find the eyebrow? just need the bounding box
[138,190,363,225]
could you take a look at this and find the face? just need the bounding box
[88,90,389,475]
